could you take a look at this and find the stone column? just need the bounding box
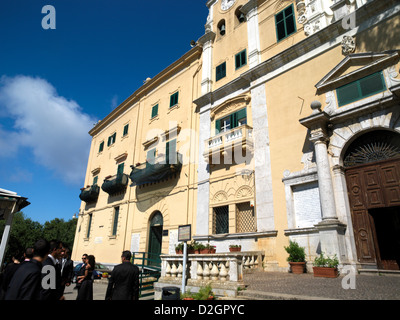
[310,129,338,221]
[197,31,216,95]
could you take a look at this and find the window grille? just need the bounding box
[213,205,229,234]
[236,202,256,233]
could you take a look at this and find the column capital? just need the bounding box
[240,0,258,18]
[197,31,216,47]
[309,127,329,144]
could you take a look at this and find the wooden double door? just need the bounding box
[346,158,400,270]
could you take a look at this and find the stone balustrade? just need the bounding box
[154,251,265,299]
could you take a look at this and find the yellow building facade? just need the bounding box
[73,0,400,273]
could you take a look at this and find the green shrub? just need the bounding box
[284,241,306,262]
[313,252,339,268]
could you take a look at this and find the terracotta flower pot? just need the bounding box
[313,267,338,278]
[289,262,306,274]
[175,249,183,254]
[229,247,241,252]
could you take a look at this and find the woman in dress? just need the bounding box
[76,255,95,300]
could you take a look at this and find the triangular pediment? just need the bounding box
[316,51,399,92]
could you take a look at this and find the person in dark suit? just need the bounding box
[60,247,74,295]
[40,240,64,300]
[4,239,50,300]
[105,251,139,300]
[75,253,88,292]
[0,254,22,299]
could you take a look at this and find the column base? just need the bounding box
[315,219,348,263]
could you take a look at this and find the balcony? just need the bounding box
[203,124,254,164]
[79,185,100,203]
[101,173,129,195]
[129,153,183,186]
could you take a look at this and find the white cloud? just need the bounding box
[0,75,97,185]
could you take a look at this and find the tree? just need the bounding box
[0,212,43,263]
[42,217,77,250]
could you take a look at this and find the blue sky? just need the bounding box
[0,0,208,224]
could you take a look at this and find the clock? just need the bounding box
[221,0,236,11]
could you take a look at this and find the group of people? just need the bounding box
[0,238,140,300]
[0,239,74,300]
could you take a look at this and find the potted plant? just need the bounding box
[181,289,194,300]
[175,242,184,254]
[229,245,242,252]
[204,244,216,254]
[312,253,339,278]
[284,241,306,274]
[193,284,215,300]
[194,242,206,254]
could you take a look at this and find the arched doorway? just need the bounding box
[148,211,163,266]
[344,130,400,270]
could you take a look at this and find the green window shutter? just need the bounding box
[231,112,238,129]
[337,71,386,107]
[151,104,159,118]
[275,4,296,42]
[123,124,129,136]
[117,163,124,175]
[113,132,116,143]
[215,119,221,133]
[93,176,98,186]
[99,141,104,153]
[147,149,156,164]
[166,139,177,164]
[107,136,111,147]
[87,214,92,238]
[216,62,226,81]
[112,207,119,236]
[235,50,247,70]
[170,92,179,107]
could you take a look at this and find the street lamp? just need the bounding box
[0,188,30,268]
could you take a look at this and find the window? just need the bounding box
[235,49,247,70]
[87,214,92,239]
[147,148,156,164]
[213,205,229,234]
[275,4,296,42]
[218,20,226,36]
[107,132,116,147]
[216,62,226,82]
[215,108,247,133]
[93,176,98,186]
[235,7,245,24]
[236,202,256,233]
[99,141,104,153]
[166,139,177,164]
[336,71,386,107]
[123,124,129,137]
[151,104,159,118]
[117,163,124,176]
[170,92,179,108]
[112,206,119,236]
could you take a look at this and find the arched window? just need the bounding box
[235,7,245,25]
[343,130,400,167]
[218,20,226,36]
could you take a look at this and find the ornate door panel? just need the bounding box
[346,170,376,263]
[346,158,400,266]
[380,163,400,207]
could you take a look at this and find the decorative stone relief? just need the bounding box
[295,0,334,37]
[341,35,356,56]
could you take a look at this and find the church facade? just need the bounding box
[72,0,400,273]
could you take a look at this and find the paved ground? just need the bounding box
[241,270,400,300]
[63,270,400,300]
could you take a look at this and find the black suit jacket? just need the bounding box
[5,259,42,300]
[61,258,74,284]
[105,262,139,300]
[40,256,62,300]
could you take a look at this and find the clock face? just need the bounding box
[221,0,236,11]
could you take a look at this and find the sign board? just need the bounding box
[178,224,191,242]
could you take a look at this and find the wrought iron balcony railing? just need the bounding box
[101,173,129,195]
[129,153,183,186]
[79,185,100,203]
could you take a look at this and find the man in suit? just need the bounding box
[40,240,64,300]
[105,251,139,300]
[60,247,74,295]
[5,239,50,300]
